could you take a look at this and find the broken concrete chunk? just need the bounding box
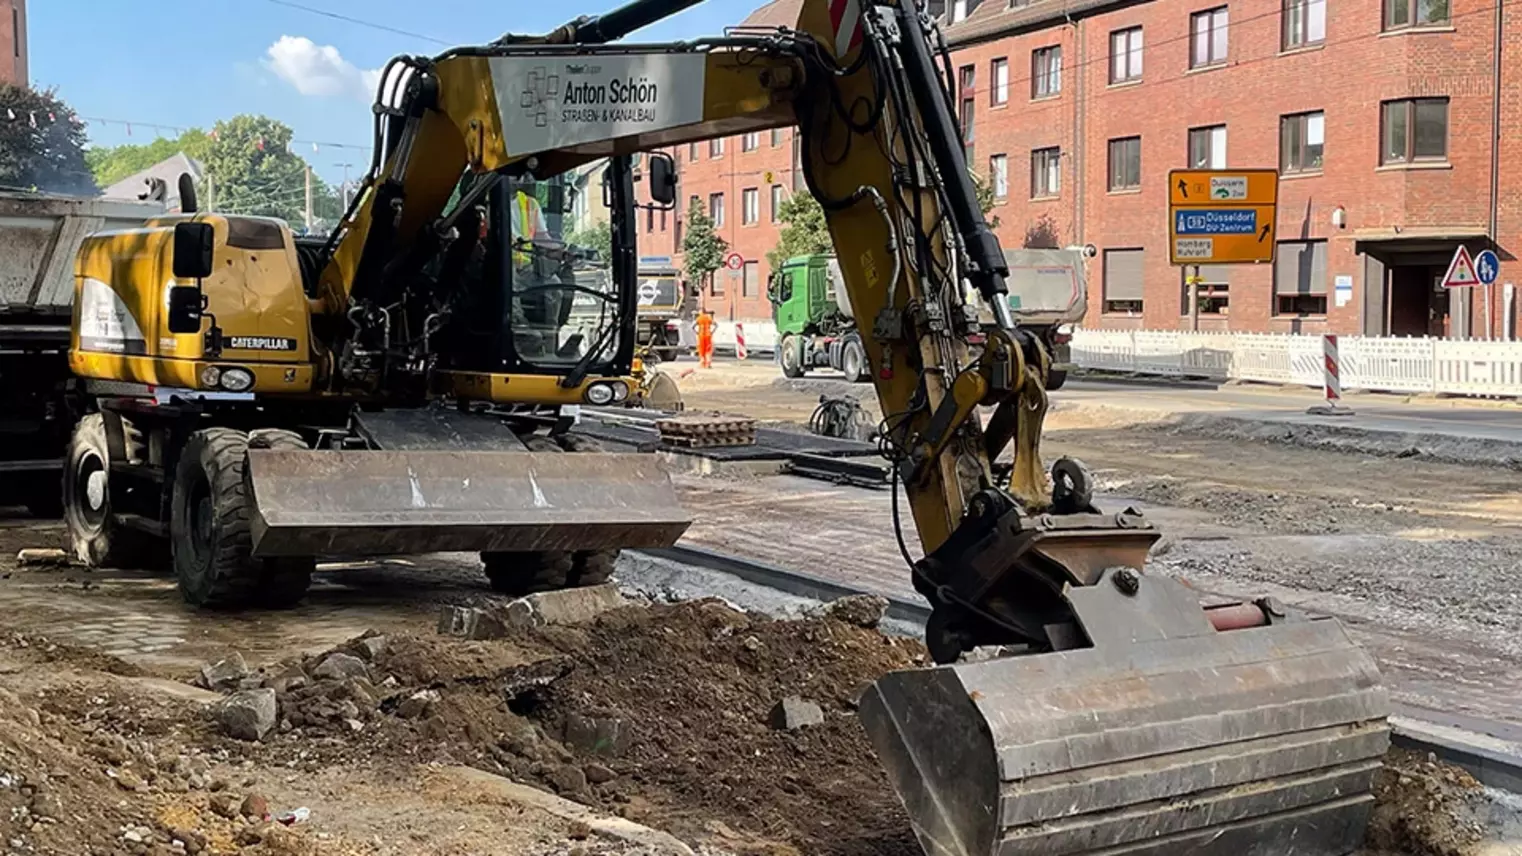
[198,652,250,691]
[506,584,627,630]
[216,689,278,742]
[356,634,388,661]
[437,605,509,640]
[563,712,633,757]
[583,763,617,785]
[770,697,824,731]
[15,548,69,568]
[547,764,588,795]
[818,594,890,629]
[396,689,439,720]
[264,664,309,695]
[311,653,368,682]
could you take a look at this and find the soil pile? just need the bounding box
[1364,748,1487,856]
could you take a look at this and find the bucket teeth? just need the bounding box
[859,574,1389,856]
[244,449,692,557]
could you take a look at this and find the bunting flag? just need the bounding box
[126,123,132,136]
[5,108,13,120]
[255,137,265,151]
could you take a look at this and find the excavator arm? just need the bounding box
[307,4,1390,853]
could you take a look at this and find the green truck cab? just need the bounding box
[768,254,869,382]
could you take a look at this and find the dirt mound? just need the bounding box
[1364,749,1487,856]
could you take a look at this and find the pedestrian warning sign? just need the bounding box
[1441,245,1481,289]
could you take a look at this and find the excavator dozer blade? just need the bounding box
[859,573,1389,856]
[244,450,692,557]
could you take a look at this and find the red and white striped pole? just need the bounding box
[1308,333,1355,416]
[735,323,748,361]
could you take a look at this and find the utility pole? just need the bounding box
[335,162,355,208]
[205,171,215,212]
[303,164,314,233]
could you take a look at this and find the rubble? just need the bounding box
[14,548,69,567]
[769,697,825,730]
[197,652,250,691]
[310,652,369,681]
[563,712,634,757]
[817,594,890,629]
[215,688,277,741]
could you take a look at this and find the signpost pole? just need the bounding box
[1188,265,1201,332]
[1486,283,1494,340]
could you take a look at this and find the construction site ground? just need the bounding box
[1,355,1520,854]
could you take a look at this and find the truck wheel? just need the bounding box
[841,337,868,383]
[779,334,805,378]
[556,433,620,587]
[63,413,159,569]
[170,428,266,609]
[245,430,316,608]
[480,436,574,595]
[1046,368,1068,391]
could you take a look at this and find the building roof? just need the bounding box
[101,153,205,211]
[740,0,804,28]
[943,0,1140,47]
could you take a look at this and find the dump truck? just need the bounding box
[0,190,164,516]
[64,2,1390,853]
[769,254,869,382]
[982,245,1092,389]
[635,258,688,361]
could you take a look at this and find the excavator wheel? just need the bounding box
[245,430,316,608]
[480,435,575,596]
[555,433,620,587]
[63,413,163,570]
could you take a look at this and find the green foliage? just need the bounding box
[86,129,212,188]
[969,169,1001,229]
[0,85,96,195]
[1023,212,1061,249]
[566,217,613,261]
[202,115,310,222]
[766,192,833,271]
[681,199,728,288]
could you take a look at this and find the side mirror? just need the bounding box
[166,286,203,334]
[172,222,214,280]
[647,153,676,207]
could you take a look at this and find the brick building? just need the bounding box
[0,0,25,87]
[668,0,1522,339]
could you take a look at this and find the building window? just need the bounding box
[689,143,699,162]
[959,65,977,160]
[11,9,18,57]
[1188,125,1227,169]
[1180,265,1230,315]
[1108,137,1141,191]
[1280,111,1324,173]
[1384,0,1448,29]
[771,185,784,223]
[1110,27,1143,83]
[771,128,784,147]
[990,58,1009,105]
[1030,148,1060,198]
[1283,0,1326,48]
[1381,98,1448,164]
[710,138,725,158]
[987,154,1009,199]
[742,132,759,152]
[1275,240,1328,315]
[1190,7,1229,68]
[1103,248,1145,314]
[660,209,667,231]
[742,261,760,297]
[709,192,725,227]
[1032,46,1062,98]
[646,207,655,233]
[742,187,759,225]
[792,136,804,192]
[712,270,725,296]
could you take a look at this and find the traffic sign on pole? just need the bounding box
[1475,249,1500,285]
[1441,246,1480,289]
[1167,168,1279,265]
[723,252,744,272]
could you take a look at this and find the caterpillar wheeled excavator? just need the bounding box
[65,0,1389,853]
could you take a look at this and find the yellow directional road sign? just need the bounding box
[1168,168,1280,265]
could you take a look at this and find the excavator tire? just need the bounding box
[245,430,316,608]
[555,433,620,587]
[170,427,280,610]
[63,413,162,570]
[480,435,575,596]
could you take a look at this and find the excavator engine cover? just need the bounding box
[859,571,1389,856]
[245,449,691,557]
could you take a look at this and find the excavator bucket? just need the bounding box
[244,450,692,557]
[859,572,1389,856]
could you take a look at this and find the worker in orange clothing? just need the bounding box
[695,309,715,369]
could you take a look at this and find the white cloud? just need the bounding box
[264,36,381,100]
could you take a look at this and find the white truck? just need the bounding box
[0,190,164,515]
[976,246,1093,389]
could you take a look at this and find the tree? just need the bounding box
[1023,212,1061,249]
[0,85,97,195]
[567,217,613,262]
[968,169,1001,229]
[86,129,212,189]
[202,115,313,223]
[681,199,728,293]
[767,192,833,271]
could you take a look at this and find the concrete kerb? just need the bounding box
[644,542,1522,799]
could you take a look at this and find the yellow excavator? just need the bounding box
[65,0,1389,853]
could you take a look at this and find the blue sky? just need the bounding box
[30,0,763,183]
